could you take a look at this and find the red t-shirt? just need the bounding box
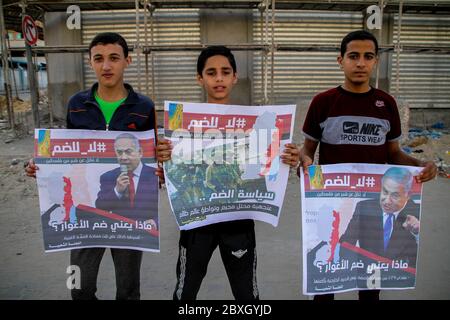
[302,86,401,165]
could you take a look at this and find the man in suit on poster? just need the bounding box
[96,132,158,229]
[340,167,420,268]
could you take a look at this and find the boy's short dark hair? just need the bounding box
[89,32,129,57]
[197,45,237,76]
[340,30,379,57]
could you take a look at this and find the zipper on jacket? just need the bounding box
[84,99,108,131]
[108,101,129,130]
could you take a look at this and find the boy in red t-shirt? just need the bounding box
[299,30,437,300]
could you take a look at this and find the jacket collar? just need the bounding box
[85,82,140,106]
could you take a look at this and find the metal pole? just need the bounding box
[375,0,384,89]
[263,0,269,104]
[395,0,403,97]
[270,0,275,104]
[259,2,264,105]
[45,52,53,127]
[33,45,39,100]
[135,0,142,92]
[150,3,155,102]
[6,34,19,99]
[21,4,39,128]
[144,0,149,98]
[25,38,39,128]
[14,43,450,55]
[0,0,15,128]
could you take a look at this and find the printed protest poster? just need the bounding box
[35,129,159,252]
[301,163,423,295]
[164,101,296,230]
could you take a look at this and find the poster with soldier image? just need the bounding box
[164,101,296,230]
[300,163,423,295]
[34,129,159,252]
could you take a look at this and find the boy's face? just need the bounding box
[197,55,237,104]
[337,40,378,89]
[89,43,131,90]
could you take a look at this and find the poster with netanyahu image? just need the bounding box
[163,101,296,230]
[34,129,159,252]
[300,163,423,295]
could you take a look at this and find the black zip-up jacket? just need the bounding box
[66,83,156,132]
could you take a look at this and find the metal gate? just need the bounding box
[252,10,363,105]
[391,14,450,108]
[81,9,202,110]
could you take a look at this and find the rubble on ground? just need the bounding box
[401,127,450,177]
[0,96,32,113]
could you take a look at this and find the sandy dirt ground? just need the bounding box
[0,118,449,300]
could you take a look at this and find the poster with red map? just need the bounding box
[34,129,159,252]
[301,163,423,295]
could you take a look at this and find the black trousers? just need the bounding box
[173,220,259,300]
[313,290,380,301]
[70,247,142,300]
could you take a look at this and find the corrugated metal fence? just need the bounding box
[79,8,449,109]
[391,14,450,108]
[252,10,363,105]
[81,9,202,110]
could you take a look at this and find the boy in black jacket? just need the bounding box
[26,32,156,300]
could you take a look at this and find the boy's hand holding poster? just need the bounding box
[300,163,423,295]
[35,129,159,252]
[164,101,296,230]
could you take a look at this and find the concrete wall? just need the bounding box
[44,12,83,121]
[200,9,252,105]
